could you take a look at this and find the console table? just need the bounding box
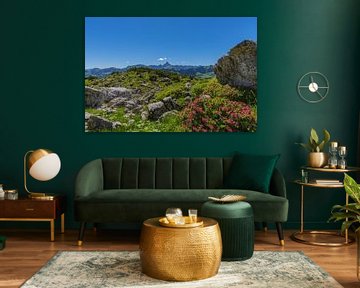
[291,166,359,246]
[0,195,65,241]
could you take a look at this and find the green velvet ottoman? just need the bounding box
[201,201,254,261]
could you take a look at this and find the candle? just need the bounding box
[338,146,346,153]
[330,142,338,148]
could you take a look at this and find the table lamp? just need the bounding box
[24,148,61,199]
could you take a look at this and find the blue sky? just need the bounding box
[85,17,257,69]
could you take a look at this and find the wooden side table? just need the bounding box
[0,195,66,241]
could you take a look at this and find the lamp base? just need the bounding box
[28,193,55,200]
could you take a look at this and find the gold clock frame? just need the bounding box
[297,71,329,103]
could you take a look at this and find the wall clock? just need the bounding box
[297,72,329,103]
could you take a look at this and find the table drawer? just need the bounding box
[1,201,55,218]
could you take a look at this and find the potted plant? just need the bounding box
[329,173,360,279]
[296,128,330,167]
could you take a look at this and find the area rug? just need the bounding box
[21,251,342,288]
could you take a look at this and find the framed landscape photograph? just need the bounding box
[85,17,257,132]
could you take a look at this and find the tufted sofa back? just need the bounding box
[102,158,233,190]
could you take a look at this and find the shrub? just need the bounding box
[155,82,189,101]
[238,88,257,106]
[158,113,188,132]
[190,80,210,97]
[190,78,240,100]
[181,96,257,132]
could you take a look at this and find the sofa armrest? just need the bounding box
[269,168,287,198]
[75,159,104,199]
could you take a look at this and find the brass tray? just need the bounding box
[208,194,246,203]
[159,216,204,228]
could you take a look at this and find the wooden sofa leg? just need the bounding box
[262,222,268,232]
[276,222,284,246]
[78,222,86,246]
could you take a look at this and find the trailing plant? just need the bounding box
[329,173,360,233]
[296,128,331,152]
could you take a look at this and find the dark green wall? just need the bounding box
[1,0,359,230]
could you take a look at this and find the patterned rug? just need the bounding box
[21,251,342,288]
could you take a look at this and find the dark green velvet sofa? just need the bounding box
[74,157,288,245]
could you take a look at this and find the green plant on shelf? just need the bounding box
[296,128,330,152]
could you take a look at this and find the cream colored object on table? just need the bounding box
[208,194,246,203]
[140,217,222,281]
[159,216,203,228]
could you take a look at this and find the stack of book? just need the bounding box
[314,179,341,185]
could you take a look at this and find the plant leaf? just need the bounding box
[329,212,357,221]
[344,173,360,204]
[295,142,312,152]
[308,137,317,152]
[310,128,319,144]
[341,220,358,234]
[317,140,325,152]
[331,203,360,215]
[323,129,330,144]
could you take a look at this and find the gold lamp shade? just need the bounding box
[24,149,61,199]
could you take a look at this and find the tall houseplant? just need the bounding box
[329,173,360,279]
[297,128,330,167]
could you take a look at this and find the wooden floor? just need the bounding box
[0,228,358,288]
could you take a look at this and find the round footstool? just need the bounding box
[201,200,254,261]
[140,217,222,281]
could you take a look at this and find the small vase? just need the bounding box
[308,152,328,168]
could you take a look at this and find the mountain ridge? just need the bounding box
[85,62,214,78]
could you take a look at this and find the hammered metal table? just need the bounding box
[139,217,222,281]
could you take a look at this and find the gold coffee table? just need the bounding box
[139,217,222,281]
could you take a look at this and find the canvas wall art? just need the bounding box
[85,17,257,132]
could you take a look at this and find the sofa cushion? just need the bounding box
[75,188,288,222]
[223,153,280,193]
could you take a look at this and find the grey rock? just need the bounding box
[200,94,211,100]
[100,106,116,114]
[214,40,257,89]
[85,86,133,108]
[159,110,179,121]
[85,87,106,108]
[124,112,135,119]
[141,110,149,121]
[161,77,172,83]
[87,115,114,131]
[85,112,92,120]
[148,101,167,120]
[163,97,180,111]
[113,122,121,129]
[108,97,127,108]
[125,100,137,110]
[105,87,133,100]
[184,96,192,105]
